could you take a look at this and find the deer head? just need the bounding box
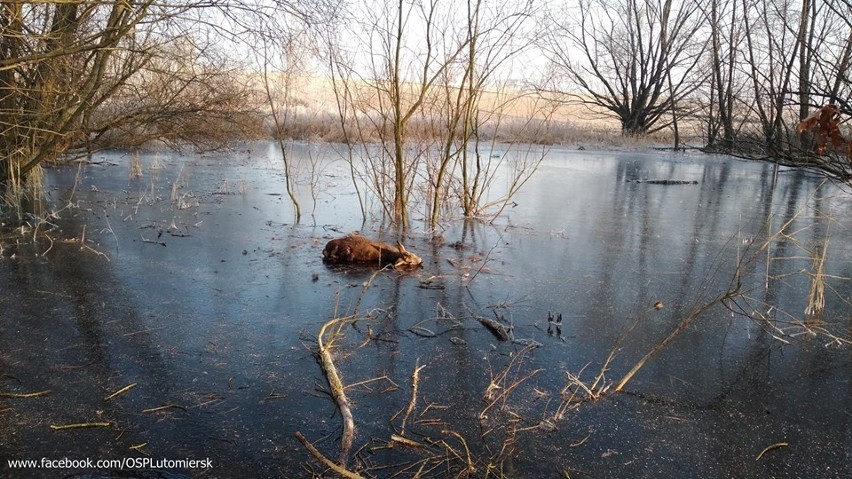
[322,233,423,270]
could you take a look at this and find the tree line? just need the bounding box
[1,0,850,227]
[541,0,851,167]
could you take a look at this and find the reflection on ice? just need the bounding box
[0,144,848,477]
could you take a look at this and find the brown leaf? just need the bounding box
[797,116,818,133]
[800,104,847,156]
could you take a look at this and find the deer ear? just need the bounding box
[396,241,407,253]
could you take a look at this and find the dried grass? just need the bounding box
[804,238,828,318]
[129,151,143,178]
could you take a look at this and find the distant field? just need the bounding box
[255,75,695,148]
[282,75,616,126]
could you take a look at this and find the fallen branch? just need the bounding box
[475,316,510,341]
[317,317,356,466]
[295,431,365,479]
[399,360,426,437]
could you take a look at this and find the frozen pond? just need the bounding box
[0,143,849,478]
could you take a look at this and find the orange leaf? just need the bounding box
[797,116,818,133]
[800,104,847,156]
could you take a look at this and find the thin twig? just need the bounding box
[50,422,112,431]
[755,442,789,461]
[104,383,137,401]
[0,390,51,398]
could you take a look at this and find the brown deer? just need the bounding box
[322,233,423,270]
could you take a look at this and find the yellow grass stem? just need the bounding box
[441,430,475,473]
[805,239,829,317]
[104,383,137,401]
[0,390,51,398]
[50,422,112,431]
[755,442,789,461]
[389,433,425,448]
[142,404,185,413]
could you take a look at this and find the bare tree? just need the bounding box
[1,1,157,205]
[798,0,852,110]
[732,0,850,166]
[86,36,264,153]
[258,28,308,222]
[699,0,745,152]
[324,0,543,229]
[356,0,471,229]
[739,0,808,157]
[0,1,318,213]
[542,0,706,136]
[321,15,372,223]
[427,0,539,225]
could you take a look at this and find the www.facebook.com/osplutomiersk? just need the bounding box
[6,457,213,472]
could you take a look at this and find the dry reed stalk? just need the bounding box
[129,151,143,178]
[614,290,738,393]
[39,231,54,256]
[344,376,399,392]
[755,442,789,461]
[142,404,185,413]
[129,443,147,452]
[217,179,230,195]
[481,346,541,419]
[563,323,633,406]
[0,390,51,398]
[439,430,476,474]
[150,153,163,170]
[50,422,112,431]
[104,383,137,401]
[170,165,191,210]
[76,224,110,260]
[727,294,851,347]
[805,240,828,318]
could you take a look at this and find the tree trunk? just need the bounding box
[797,0,813,149]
